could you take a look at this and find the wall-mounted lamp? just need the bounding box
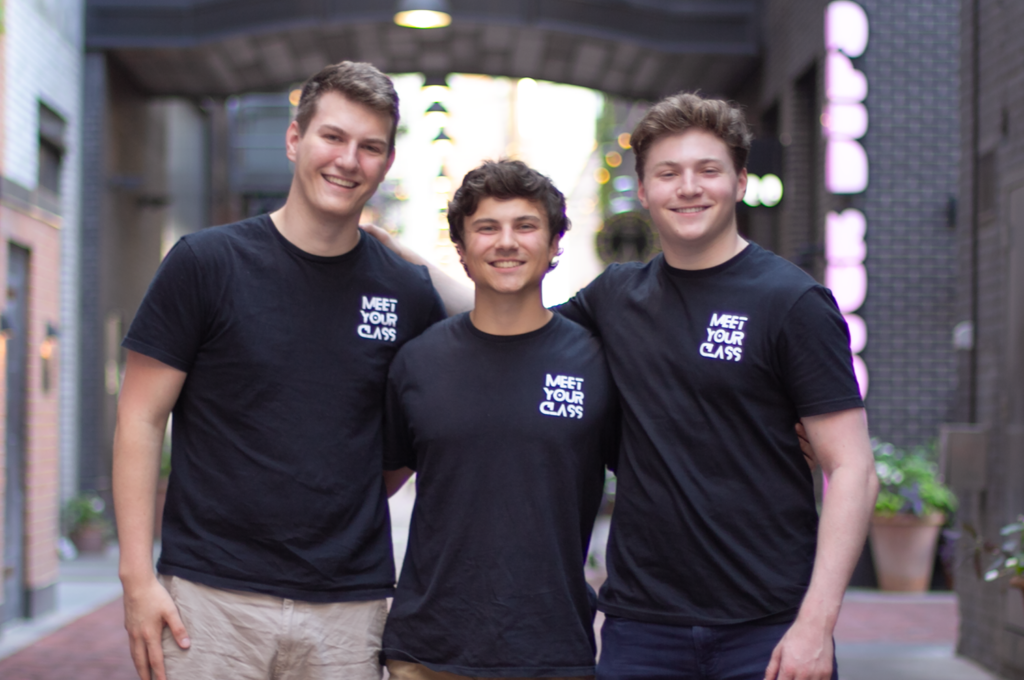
[41,321,59,393]
[394,0,452,29]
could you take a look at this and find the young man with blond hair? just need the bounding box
[113,61,444,680]
[380,160,618,680]
[553,93,878,680]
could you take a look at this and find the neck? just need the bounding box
[662,229,748,270]
[469,287,552,336]
[270,188,362,257]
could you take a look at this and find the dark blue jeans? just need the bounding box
[596,615,839,680]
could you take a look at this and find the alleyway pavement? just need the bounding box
[0,488,1007,679]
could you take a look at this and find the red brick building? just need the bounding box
[0,0,83,625]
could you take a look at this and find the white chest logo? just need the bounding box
[539,374,585,419]
[358,296,398,342]
[699,312,748,362]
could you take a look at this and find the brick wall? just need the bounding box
[0,0,83,620]
[756,0,961,449]
[955,0,1024,676]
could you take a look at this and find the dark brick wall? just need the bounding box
[955,0,1024,677]
[853,0,961,448]
[757,0,960,449]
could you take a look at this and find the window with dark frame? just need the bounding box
[38,103,66,197]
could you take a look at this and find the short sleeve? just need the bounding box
[122,239,208,372]
[425,284,447,325]
[553,274,606,334]
[383,360,417,471]
[776,286,864,417]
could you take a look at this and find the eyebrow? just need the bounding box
[652,157,725,169]
[470,214,542,226]
[317,124,388,146]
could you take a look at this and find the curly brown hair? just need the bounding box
[631,92,753,179]
[447,160,570,248]
[294,61,400,151]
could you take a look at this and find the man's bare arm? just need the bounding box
[113,351,191,680]
[765,408,878,680]
[360,223,473,316]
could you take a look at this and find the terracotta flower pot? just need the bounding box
[70,523,108,554]
[869,512,945,592]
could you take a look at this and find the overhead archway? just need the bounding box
[86,0,761,99]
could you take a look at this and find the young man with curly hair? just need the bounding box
[381,160,618,680]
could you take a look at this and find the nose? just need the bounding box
[676,170,701,197]
[496,225,518,250]
[334,141,359,171]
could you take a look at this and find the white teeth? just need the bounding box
[492,261,522,268]
[676,207,706,213]
[325,176,356,188]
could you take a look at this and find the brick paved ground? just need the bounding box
[0,598,135,680]
[834,590,959,644]
[0,589,967,680]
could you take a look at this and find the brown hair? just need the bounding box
[631,92,753,179]
[294,61,400,150]
[447,160,569,271]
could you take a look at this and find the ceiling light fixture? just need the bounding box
[394,0,452,29]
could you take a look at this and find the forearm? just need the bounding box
[796,461,878,631]
[360,223,472,315]
[113,417,166,587]
[425,262,474,316]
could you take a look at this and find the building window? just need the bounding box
[38,103,66,196]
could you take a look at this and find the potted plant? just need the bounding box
[64,492,112,554]
[869,440,958,592]
[976,516,1024,593]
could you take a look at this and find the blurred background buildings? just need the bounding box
[0,0,1019,677]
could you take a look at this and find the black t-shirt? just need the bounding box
[123,215,445,602]
[382,313,619,677]
[557,243,863,626]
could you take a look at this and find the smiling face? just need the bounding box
[285,90,395,224]
[456,196,560,299]
[638,128,747,265]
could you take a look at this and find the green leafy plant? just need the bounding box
[63,492,111,534]
[872,439,958,517]
[970,516,1024,583]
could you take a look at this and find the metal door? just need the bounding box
[3,244,29,622]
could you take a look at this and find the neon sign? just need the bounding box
[824,0,870,398]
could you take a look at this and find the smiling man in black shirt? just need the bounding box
[555,94,878,680]
[381,160,618,680]
[113,62,445,680]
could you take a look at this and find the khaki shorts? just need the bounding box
[385,659,593,680]
[160,574,386,680]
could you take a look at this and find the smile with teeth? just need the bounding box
[324,175,357,189]
[672,206,709,213]
[491,260,524,268]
